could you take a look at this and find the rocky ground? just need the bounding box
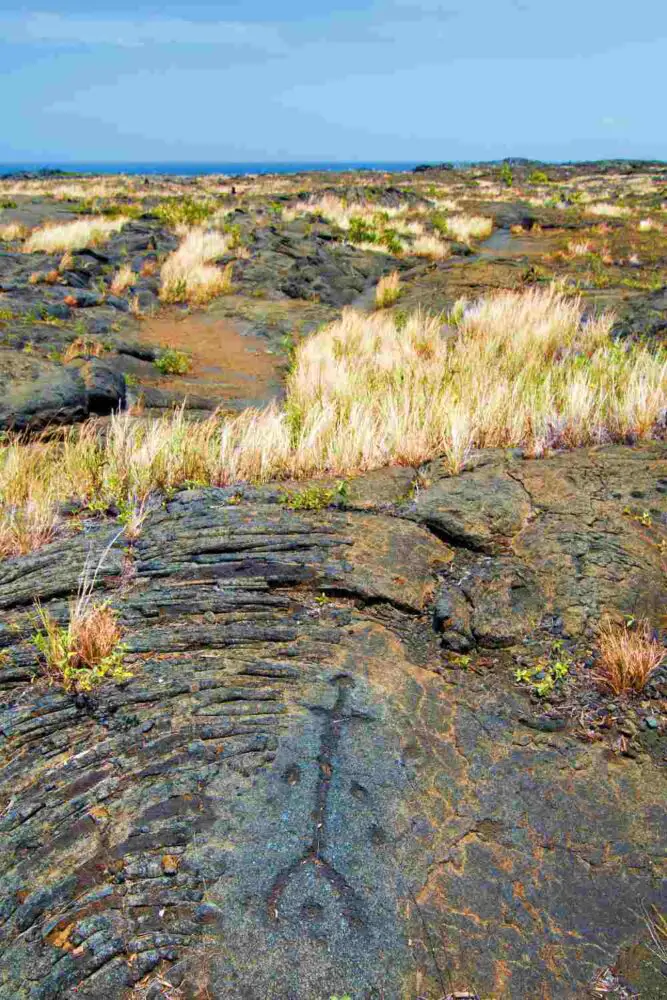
[0,162,666,999]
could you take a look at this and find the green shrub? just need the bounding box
[155,348,191,375]
[347,217,378,244]
[155,197,214,228]
[500,162,514,187]
[528,170,550,184]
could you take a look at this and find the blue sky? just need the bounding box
[1,0,666,163]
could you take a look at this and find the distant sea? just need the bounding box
[0,161,422,177]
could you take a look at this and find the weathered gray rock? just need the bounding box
[0,447,665,998]
[0,351,126,430]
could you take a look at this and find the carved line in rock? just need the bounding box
[266,674,367,928]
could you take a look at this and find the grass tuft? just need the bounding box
[25,217,128,252]
[32,543,130,693]
[375,271,401,308]
[445,214,493,243]
[160,228,231,304]
[594,619,665,695]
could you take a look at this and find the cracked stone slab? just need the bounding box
[0,449,665,998]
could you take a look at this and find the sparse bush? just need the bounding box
[155,348,191,375]
[32,539,131,693]
[155,197,214,228]
[282,485,336,510]
[500,162,514,187]
[528,170,550,184]
[375,271,401,308]
[594,619,665,695]
[347,217,378,244]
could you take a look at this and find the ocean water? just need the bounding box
[0,161,423,177]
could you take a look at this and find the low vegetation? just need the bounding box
[0,498,59,559]
[594,619,665,695]
[375,271,401,308]
[154,348,191,375]
[34,597,128,693]
[0,222,28,241]
[0,287,664,559]
[32,543,130,693]
[25,216,128,252]
[160,228,232,304]
[445,214,494,243]
[110,264,135,295]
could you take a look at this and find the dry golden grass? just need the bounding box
[445,214,493,243]
[297,194,408,230]
[375,271,401,308]
[160,228,231,304]
[110,264,135,295]
[594,619,665,695]
[0,222,28,241]
[410,234,451,259]
[588,202,631,219]
[25,217,128,252]
[1,286,664,554]
[0,499,60,559]
[566,240,595,258]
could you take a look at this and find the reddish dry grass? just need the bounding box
[595,619,665,695]
[61,337,105,363]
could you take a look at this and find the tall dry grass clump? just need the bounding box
[594,619,665,695]
[0,222,29,242]
[25,217,128,252]
[445,214,494,243]
[588,202,630,218]
[160,228,231,304]
[0,288,665,558]
[110,264,135,295]
[375,271,401,308]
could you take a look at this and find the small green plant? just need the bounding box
[0,199,17,209]
[515,641,572,697]
[347,216,378,244]
[282,485,335,510]
[528,170,550,184]
[380,227,403,254]
[282,480,348,511]
[430,211,450,236]
[500,162,514,187]
[155,348,191,376]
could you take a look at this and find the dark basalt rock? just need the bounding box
[0,351,126,431]
[0,446,665,999]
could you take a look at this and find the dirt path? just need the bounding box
[135,311,284,411]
